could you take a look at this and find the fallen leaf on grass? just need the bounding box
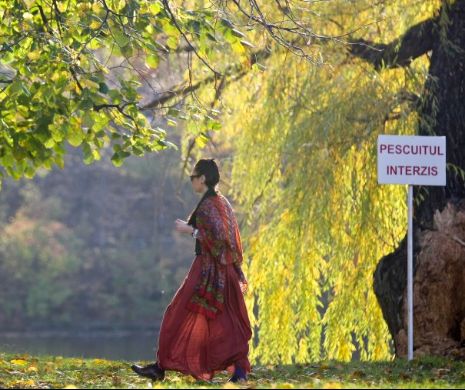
[11,379,36,388]
[27,366,38,373]
[350,370,366,379]
[10,359,28,366]
[322,381,342,389]
[222,383,238,389]
[275,383,295,389]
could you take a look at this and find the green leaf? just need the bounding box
[209,121,222,131]
[43,138,56,149]
[149,2,162,15]
[82,112,94,128]
[166,36,178,50]
[98,82,109,94]
[113,30,130,47]
[111,152,124,167]
[67,126,84,147]
[82,142,93,164]
[146,54,159,69]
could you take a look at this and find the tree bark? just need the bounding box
[355,0,465,357]
[350,17,436,70]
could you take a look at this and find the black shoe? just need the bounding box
[228,366,247,383]
[131,363,165,381]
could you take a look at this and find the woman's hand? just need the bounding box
[175,219,194,234]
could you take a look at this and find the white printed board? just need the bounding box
[377,135,446,186]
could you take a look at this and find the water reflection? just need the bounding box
[0,330,159,361]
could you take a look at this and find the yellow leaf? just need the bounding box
[278,384,295,389]
[27,366,38,373]
[64,386,78,389]
[90,20,101,30]
[27,51,41,61]
[10,359,28,366]
[77,3,90,11]
[81,79,99,90]
[322,382,342,389]
[12,379,36,388]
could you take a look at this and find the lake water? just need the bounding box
[0,330,159,362]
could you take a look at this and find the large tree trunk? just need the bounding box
[354,0,465,358]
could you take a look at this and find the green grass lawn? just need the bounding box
[1,352,465,388]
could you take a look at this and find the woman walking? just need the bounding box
[131,158,252,383]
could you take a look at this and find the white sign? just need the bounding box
[377,134,447,361]
[377,135,446,186]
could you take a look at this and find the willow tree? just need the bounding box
[174,0,458,363]
[351,0,465,358]
[157,0,465,362]
[206,0,465,363]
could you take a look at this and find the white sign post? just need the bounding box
[377,135,446,361]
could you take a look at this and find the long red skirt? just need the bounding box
[156,254,252,381]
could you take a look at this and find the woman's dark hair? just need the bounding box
[187,158,220,228]
[194,158,220,189]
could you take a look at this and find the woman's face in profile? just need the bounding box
[190,170,206,193]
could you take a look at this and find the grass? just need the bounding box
[1,352,465,388]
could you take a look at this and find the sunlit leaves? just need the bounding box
[0,0,255,180]
[203,0,440,365]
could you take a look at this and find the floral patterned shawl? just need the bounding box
[186,189,247,319]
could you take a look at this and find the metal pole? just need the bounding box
[407,184,414,361]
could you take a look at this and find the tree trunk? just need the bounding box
[373,0,465,358]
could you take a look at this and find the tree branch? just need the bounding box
[94,102,136,120]
[37,4,54,35]
[162,0,221,77]
[141,47,271,110]
[231,0,320,63]
[178,74,228,185]
[349,17,437,70]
